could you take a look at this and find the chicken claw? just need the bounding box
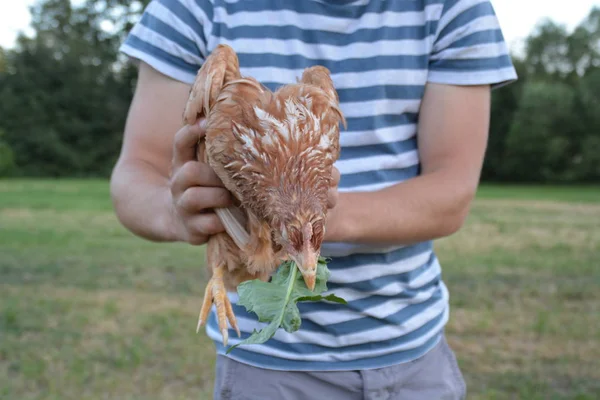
[196,262,241,346]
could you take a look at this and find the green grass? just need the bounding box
[1,179,599,399]
[476,183,600,203]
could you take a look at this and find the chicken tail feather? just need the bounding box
[300,65,347,129]
[183,44,242,125]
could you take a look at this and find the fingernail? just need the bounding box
[198,119,207,129]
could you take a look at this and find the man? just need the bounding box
[111,0,516,398]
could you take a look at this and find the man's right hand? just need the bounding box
[110,61,231,245]
[168,120,233,245]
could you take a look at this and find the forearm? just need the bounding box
[325,83,490,246]
[326,170,476,245]
[110,159,178,242]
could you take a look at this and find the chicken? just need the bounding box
[182,44,346,345]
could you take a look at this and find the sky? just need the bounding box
[0,0,598,51]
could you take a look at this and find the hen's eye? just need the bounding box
[311,220,324,249]
[271,231,283,253]
[288,226,302,251]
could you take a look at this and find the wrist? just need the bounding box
[149,186,182,242]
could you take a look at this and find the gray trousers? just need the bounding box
[213,336,467,400]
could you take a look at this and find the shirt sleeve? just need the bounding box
[119,0,214,85]
[428,0,518,89]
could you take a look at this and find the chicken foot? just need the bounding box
[196,234,241,346]
[196,262,240,345]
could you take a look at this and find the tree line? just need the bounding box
[1,0,599,183]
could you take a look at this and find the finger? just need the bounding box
[198,118,207,136]
[188,213,226,238]
[171,161,225,196]
[331,166,340,187]
[178,186,233,214]
[327,187,339,209]
[172,122,205,169]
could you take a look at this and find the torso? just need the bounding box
[198,0,449,371]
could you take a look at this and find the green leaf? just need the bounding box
[226,257,347,353]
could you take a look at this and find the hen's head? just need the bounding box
[269,189,328,290]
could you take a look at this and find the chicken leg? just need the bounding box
[196,234,241,346]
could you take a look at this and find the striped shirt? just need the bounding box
[120,0,517,371]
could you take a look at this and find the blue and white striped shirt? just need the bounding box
[120,0,517,371]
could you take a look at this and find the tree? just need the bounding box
[482,57,527,182]
[501,82,578,182]
[572,67,600,181]
[0,47,6,74]
[483,6,600,183]
[523,7,600,80]
[0,129,16,177]
[0,0,149,177]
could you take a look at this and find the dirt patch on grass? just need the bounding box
[0,208,36,218]
[3,284,202,312]
[438,199,600,255]
[1,284,204,336]
[449,333,600,376]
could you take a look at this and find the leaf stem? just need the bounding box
[276,262,298,327]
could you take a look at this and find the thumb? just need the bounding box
[198,118,208,138]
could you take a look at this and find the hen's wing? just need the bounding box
[184,44,250,250]
[187,46,282,275]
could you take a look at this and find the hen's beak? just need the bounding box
[291,243,318,291]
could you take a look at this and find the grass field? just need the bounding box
[1,179,599,399]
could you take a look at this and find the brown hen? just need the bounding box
[182,44,345,345]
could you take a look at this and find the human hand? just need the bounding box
[327,166,340,209]
[324,166,348,242]
[168,119,233,245]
